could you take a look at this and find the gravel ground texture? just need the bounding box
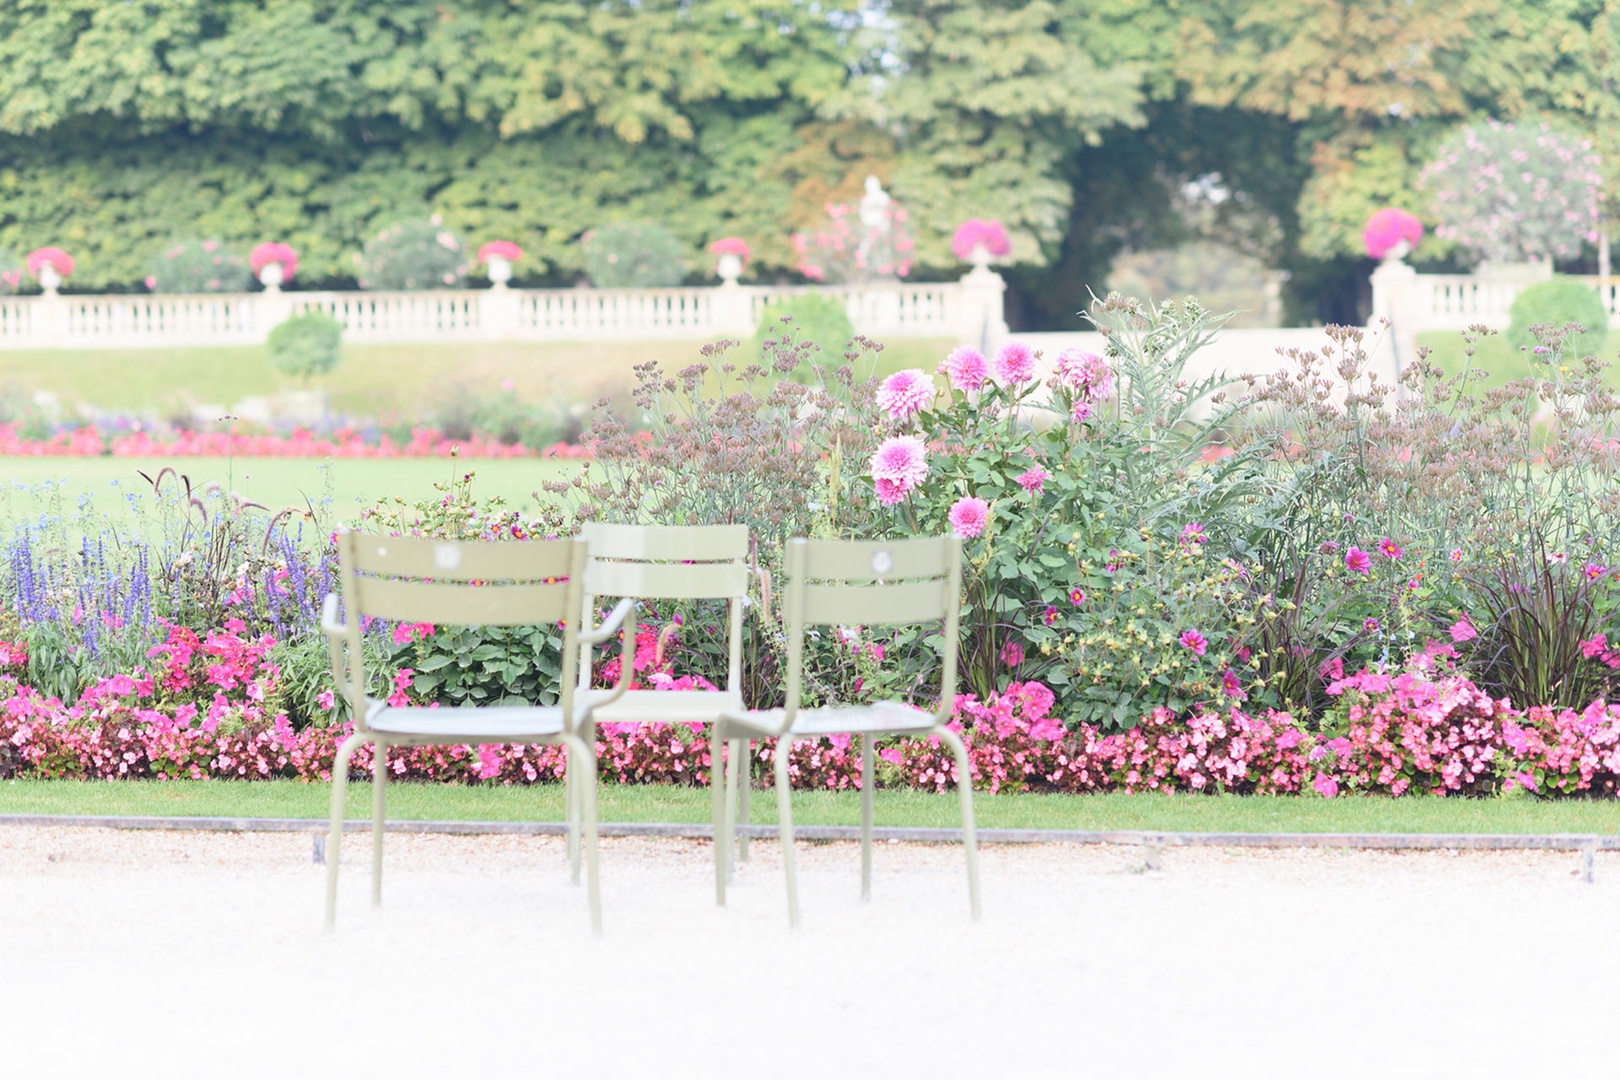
[3,826,1618,1078]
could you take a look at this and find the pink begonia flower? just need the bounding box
[1449,618,1477,643]
[1345,547,1372,573]
[1178,629,1207,656]
[1581,633,1610,660]
[937,346,989,391]
[948,496,990,538]
[869,436,928,506]
[1000,640,1024,668]
[1016,465,1050,494]
[993,340,1036,385]
[1378,538,1404,559]
[1313,772,1339,798]
[875,368,935,420]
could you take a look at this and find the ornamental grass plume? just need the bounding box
[938,346,989,392]
[869,435,928,505]
[875,368,935,421]
[948,496,990,538]
[993,340,1036,385]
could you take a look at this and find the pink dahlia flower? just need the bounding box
[876,368,935,421]
[948,496,990,538]
[994,340,1036,385]
[1345,547,1371,574]
[1178,629,1208,656]
[937,346,989,392]
[1015,465,1050,494]
[869,436,928,506]
[1056,349,1114,400]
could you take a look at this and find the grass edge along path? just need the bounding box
[5,779,1620,836]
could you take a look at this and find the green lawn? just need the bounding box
[0,455,576,519]
[1417,327,1617,391]
[0,337,953,418]
[5,779,1619,834]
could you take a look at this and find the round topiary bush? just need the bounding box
[147,239,252,293]
[358,219,469,290]
[582,222,685,288]
[1506,277,1608,356]
[267,312,343,382]
[751,294,856,381]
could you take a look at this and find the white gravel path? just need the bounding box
[2,827,1618,1078]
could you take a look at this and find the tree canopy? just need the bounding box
[0,0,1613,325]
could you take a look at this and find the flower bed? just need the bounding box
[0,423,589,460]
[3,624,1617,799]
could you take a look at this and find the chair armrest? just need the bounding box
[319,593,352,699]
[579,597,636,645]
[576,599,637,723]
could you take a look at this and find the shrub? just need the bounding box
[1420,120,1601,263]
[357,219,470,290]
[146,239,252,294]
[750,295,856,378]
[792,196,915,282]
[266,312,342,382]
[1506,277,1608,356]
[582,222,685,288]
[0,247,23,294]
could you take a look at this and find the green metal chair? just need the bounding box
[320,531,634,931]
[711,535,980,926]
[574,522,753,872]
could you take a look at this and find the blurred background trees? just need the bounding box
[0,0,1614,328]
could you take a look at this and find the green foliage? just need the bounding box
[266,313,342,382]
[751,295,856,376]
[358,219,470,290]
[146,238,252,294]
[1507,277,1609,356]
[0,246,22,294]
[582,222,686,288]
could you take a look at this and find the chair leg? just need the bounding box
[565,738,581,885]
[371,739,389,908]
[709,723,728,906]
[774,735,800,928]
[860,732,875,901]
[737,739,752,863]
[723,738,745,884]
[561,732,602,933]
[936,726,981,920]
[324,731,369,930]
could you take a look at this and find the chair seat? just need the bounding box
[721,700,939,738]
[588,688,744,726]
[366,703,567,742]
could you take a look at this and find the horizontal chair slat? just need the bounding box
[585,560,748,600]
[581,522,748,561]
[798,581,948,626]
[345,534,576,581]
[354,578,572,626]
[796,536,952,581]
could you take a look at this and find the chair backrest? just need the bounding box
[577,522,749,696]
[782,535,962,721]
[336,530,587,726]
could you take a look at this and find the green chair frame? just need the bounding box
[574,522,754,866]
[711,535,980,926]
[321,531,633,931]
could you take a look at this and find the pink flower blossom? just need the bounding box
[948,496,990,538]
[477,240,524,264]
[1450,548,1464,562]
[869,436,928,506]
[937,346,988,391]
[1070,588,1086,606]
[1178,629,1207,656]
[1000,640,1024,668]
[993,341,1036,385]
[1585,562,1607,581]
[1313,772,1339,798]
[1449,618,1477,643]
[1345,547,1372,573]
[875,368,935,420]
[1056,349,1114,400]
[1221,669,1246,701]
[1362,208,1424,259]
[26,247,74,277]
[1581,633,1610,660]
[317,689,336,711]
[1041,605,1059,626]
[1016,465,1050,494]
[1378,538,1403,559]
[951,219,1011,260]
[249,242,297,279]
